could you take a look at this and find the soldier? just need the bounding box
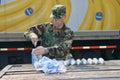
[24,5,74,60]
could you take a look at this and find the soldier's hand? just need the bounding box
[33,46,46,55]
[30,33,38,47]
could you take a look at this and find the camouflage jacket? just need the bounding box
[24,22,74,60]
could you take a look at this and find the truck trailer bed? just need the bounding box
[0,60,120,80]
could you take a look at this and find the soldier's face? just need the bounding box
[53,16,65,29]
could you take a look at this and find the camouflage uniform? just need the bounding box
[24,5,74,60]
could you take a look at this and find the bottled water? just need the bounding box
[92,58,98,64]
[98,58,104,64]
[81,58,87,65]
[70,59,76,65]
[87,58,93,65]
[76,59,81,65]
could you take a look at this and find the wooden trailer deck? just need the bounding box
[0,60,120,80]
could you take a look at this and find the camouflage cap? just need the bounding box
[50,5,66,19]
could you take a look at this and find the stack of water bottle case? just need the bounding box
[32,49,105,74]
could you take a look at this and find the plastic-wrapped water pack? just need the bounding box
[31,51,67,74]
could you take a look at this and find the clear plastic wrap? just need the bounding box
[31,50,67,74]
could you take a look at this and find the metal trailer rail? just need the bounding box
[0,30,120,41]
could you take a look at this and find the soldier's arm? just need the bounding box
[24,24,45,41]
